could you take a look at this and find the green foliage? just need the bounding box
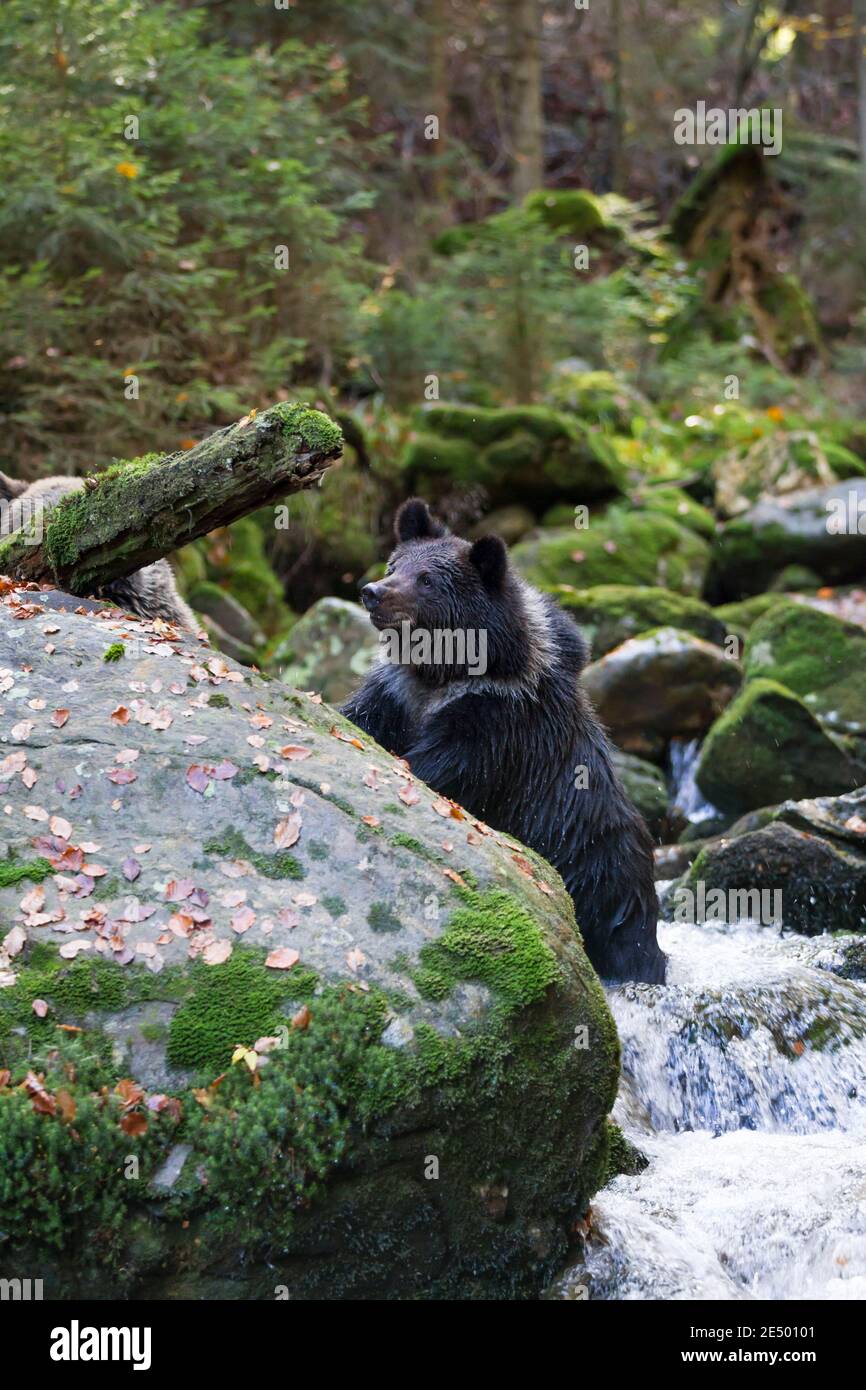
[0,0,372,473]
[187,992,379,1244]
[166,949,318,1074]
[0,1035,168,1260]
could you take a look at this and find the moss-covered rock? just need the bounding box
[695,678,861,815]
[545,369,649,433]
[710,478,866,600]
[713,429,866,519]
[633,485,717,540]
[0,589,618,1300]
[405,403,622,506]
[511,510,711,595]
[554,584,726,658]
[273,596,379,704]
[610,749,668,838]
[712,592,799,643]
[743,603,866,743]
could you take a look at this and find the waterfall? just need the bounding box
[550,919,866,1301]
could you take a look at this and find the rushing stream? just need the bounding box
[554,918,866,1300]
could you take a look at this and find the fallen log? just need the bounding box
[0,402,342,593]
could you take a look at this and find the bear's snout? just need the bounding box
[361,582,383,612]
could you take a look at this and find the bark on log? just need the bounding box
[0,403,342,593]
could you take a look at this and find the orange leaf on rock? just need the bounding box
[266,946,300,970]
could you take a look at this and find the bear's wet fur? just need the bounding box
[0,471,197,631]
[342,497,666,984]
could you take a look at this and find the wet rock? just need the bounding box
[611,749,668,838]
[273,596,379,704]
[696,679,861,815]
[673,788,866,935]
[0,585,617,1299]
[583,628,741,757]
[712,430,865,519]
[710,477,866,599]
[653,840,707,881]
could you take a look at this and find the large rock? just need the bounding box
[672,788,866,935]
[273,596,379,705]
[695,678,861,815]
[0,583,618,1300]
[610,749,668,839]
[511,511,711,595]
[712,430,865,519]
[404,403,621,507]
[710,478,866,599]
[555,585,727,659]
[743,603,866,745]
[582,628,741,757]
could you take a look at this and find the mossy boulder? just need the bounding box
[273,597,379,705]
[712,592,799,643]
[0,586,618,1300]
[632,485,717,540]
[695,678,861,815]
[511,511,711,595]
[522,188,608,239]
[544,368,649,433]
[712,429,866,519]
[405,404,622,507]
[673,788,866,935]
[582,628,741,757]
[610,749,668,839]
[554,584,726,659]
[742,603,866,744]
[710,478,866,600]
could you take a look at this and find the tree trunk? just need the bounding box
[0,403,342,594]
[508,0,543,201]
[857,0,866,193]
[430,0,451,218]
[610,0,626,193]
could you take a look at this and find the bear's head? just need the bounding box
[359,498,532,683]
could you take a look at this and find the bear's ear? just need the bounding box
[469,535,508,590]
[394,497,445,543]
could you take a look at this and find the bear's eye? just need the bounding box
[418,572,433,588]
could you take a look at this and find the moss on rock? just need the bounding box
[696,678,859,814]
[512,511,710,595]
[553,583,726,658]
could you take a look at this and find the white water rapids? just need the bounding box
[554,918,866,1300]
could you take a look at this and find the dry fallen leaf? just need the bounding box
[274,813,302,849]
[266,946,300,970]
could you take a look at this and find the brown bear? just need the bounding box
[342,498,666,984]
